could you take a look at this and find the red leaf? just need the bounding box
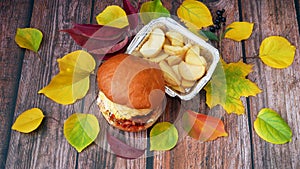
[61,24,129,51]
[89,36,129,55]
[106,132,145,159]
[182,110,228,141]
[123,0,139,29]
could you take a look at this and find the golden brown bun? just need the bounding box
[97,53,165,109]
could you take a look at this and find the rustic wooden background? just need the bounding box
[1,0,300,168]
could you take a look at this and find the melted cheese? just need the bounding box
[97,91,152,119]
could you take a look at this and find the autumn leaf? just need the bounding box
[259,36,296,68]
[61,24,129,55]
[11,108,44,133]
[15,28,43,52]
[224,22,254,41]
[182,110,228,141]
[150,122,178,151]
[204,59,262,115]
[254,108,292,144]
[122,0,139,29]
[96,5,129,28]
[140,0,170,24]
[64,113,100,152]
[38,50,96,105]
[106,132,145,159]
[177,0,213,29]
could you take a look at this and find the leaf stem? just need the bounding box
[36,52,46,65]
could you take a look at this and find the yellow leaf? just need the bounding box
[204,59,261,115]
[96,5,129,28]
[177,0,213,29]
[15,28,43,52]
[64,113,100,152]
[38,50,96,105]
[259,36,296,68]
[224,22,254,41]
[11,108,44,133]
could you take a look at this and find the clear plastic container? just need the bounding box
[126,17,220,100]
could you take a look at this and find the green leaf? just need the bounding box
[140,0,170,24]
[204,59,262,115]
[15,28,43,52]
[259,36,296,69]
[64,113,100,152]
[150,122,178,151]
[11,108,44,133]
[254,108,292,144]
[200,30,219,41]
[38,50,96,105]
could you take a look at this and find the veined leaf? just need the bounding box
[15,28,43,52]
[64,113,100,152]
[150,122,178,151]
[96,5,129,28]
[61,24,129,54]
[140,0,170,24]
[182,110,228,141]
[259,36,296,69]
[204,59,262,115]
[177,0,213,29]
[224,22,254,41]
[254,108,292,144]
[11,108,44,133]
[38,50,96,105]
[106,133,145,159]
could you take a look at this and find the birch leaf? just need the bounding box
[96,5,129,28]
[182,110,228,141]
[254,108,292,144]
[11,108,44,133]
[204,59,262,115]
[15,28,43,52]
[177,0,213,29]
[224,22,254,41]
[64,113,100,152]
[38,50,96,105]
[259,36,296,68]
[150,122,178,151]
[140,0,170,24]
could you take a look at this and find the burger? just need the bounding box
[96,53,166,132]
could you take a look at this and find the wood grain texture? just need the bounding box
[241,0,300,169]
[152,0,252,169]
[0,0,32,168]
[5,0,93,168]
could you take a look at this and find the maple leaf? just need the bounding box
[204,59,262,115]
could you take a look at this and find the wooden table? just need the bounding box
[1,0,300,168]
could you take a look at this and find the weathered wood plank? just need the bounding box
[77,1,150,168]
[152,0,253,169]
[241,0,300,169]
[0,0,33,168]
[5,0,93,168]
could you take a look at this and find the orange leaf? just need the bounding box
[182,110,228,141]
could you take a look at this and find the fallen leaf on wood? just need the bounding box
[182,110,228,141]
[150,122,178,151]
[64,113,100,152]
[106,132,145,159]
[11,108,44,133]
[15,28,43,52]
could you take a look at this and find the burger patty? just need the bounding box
[97,91,158,132]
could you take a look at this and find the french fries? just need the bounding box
[132,27,208,93]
